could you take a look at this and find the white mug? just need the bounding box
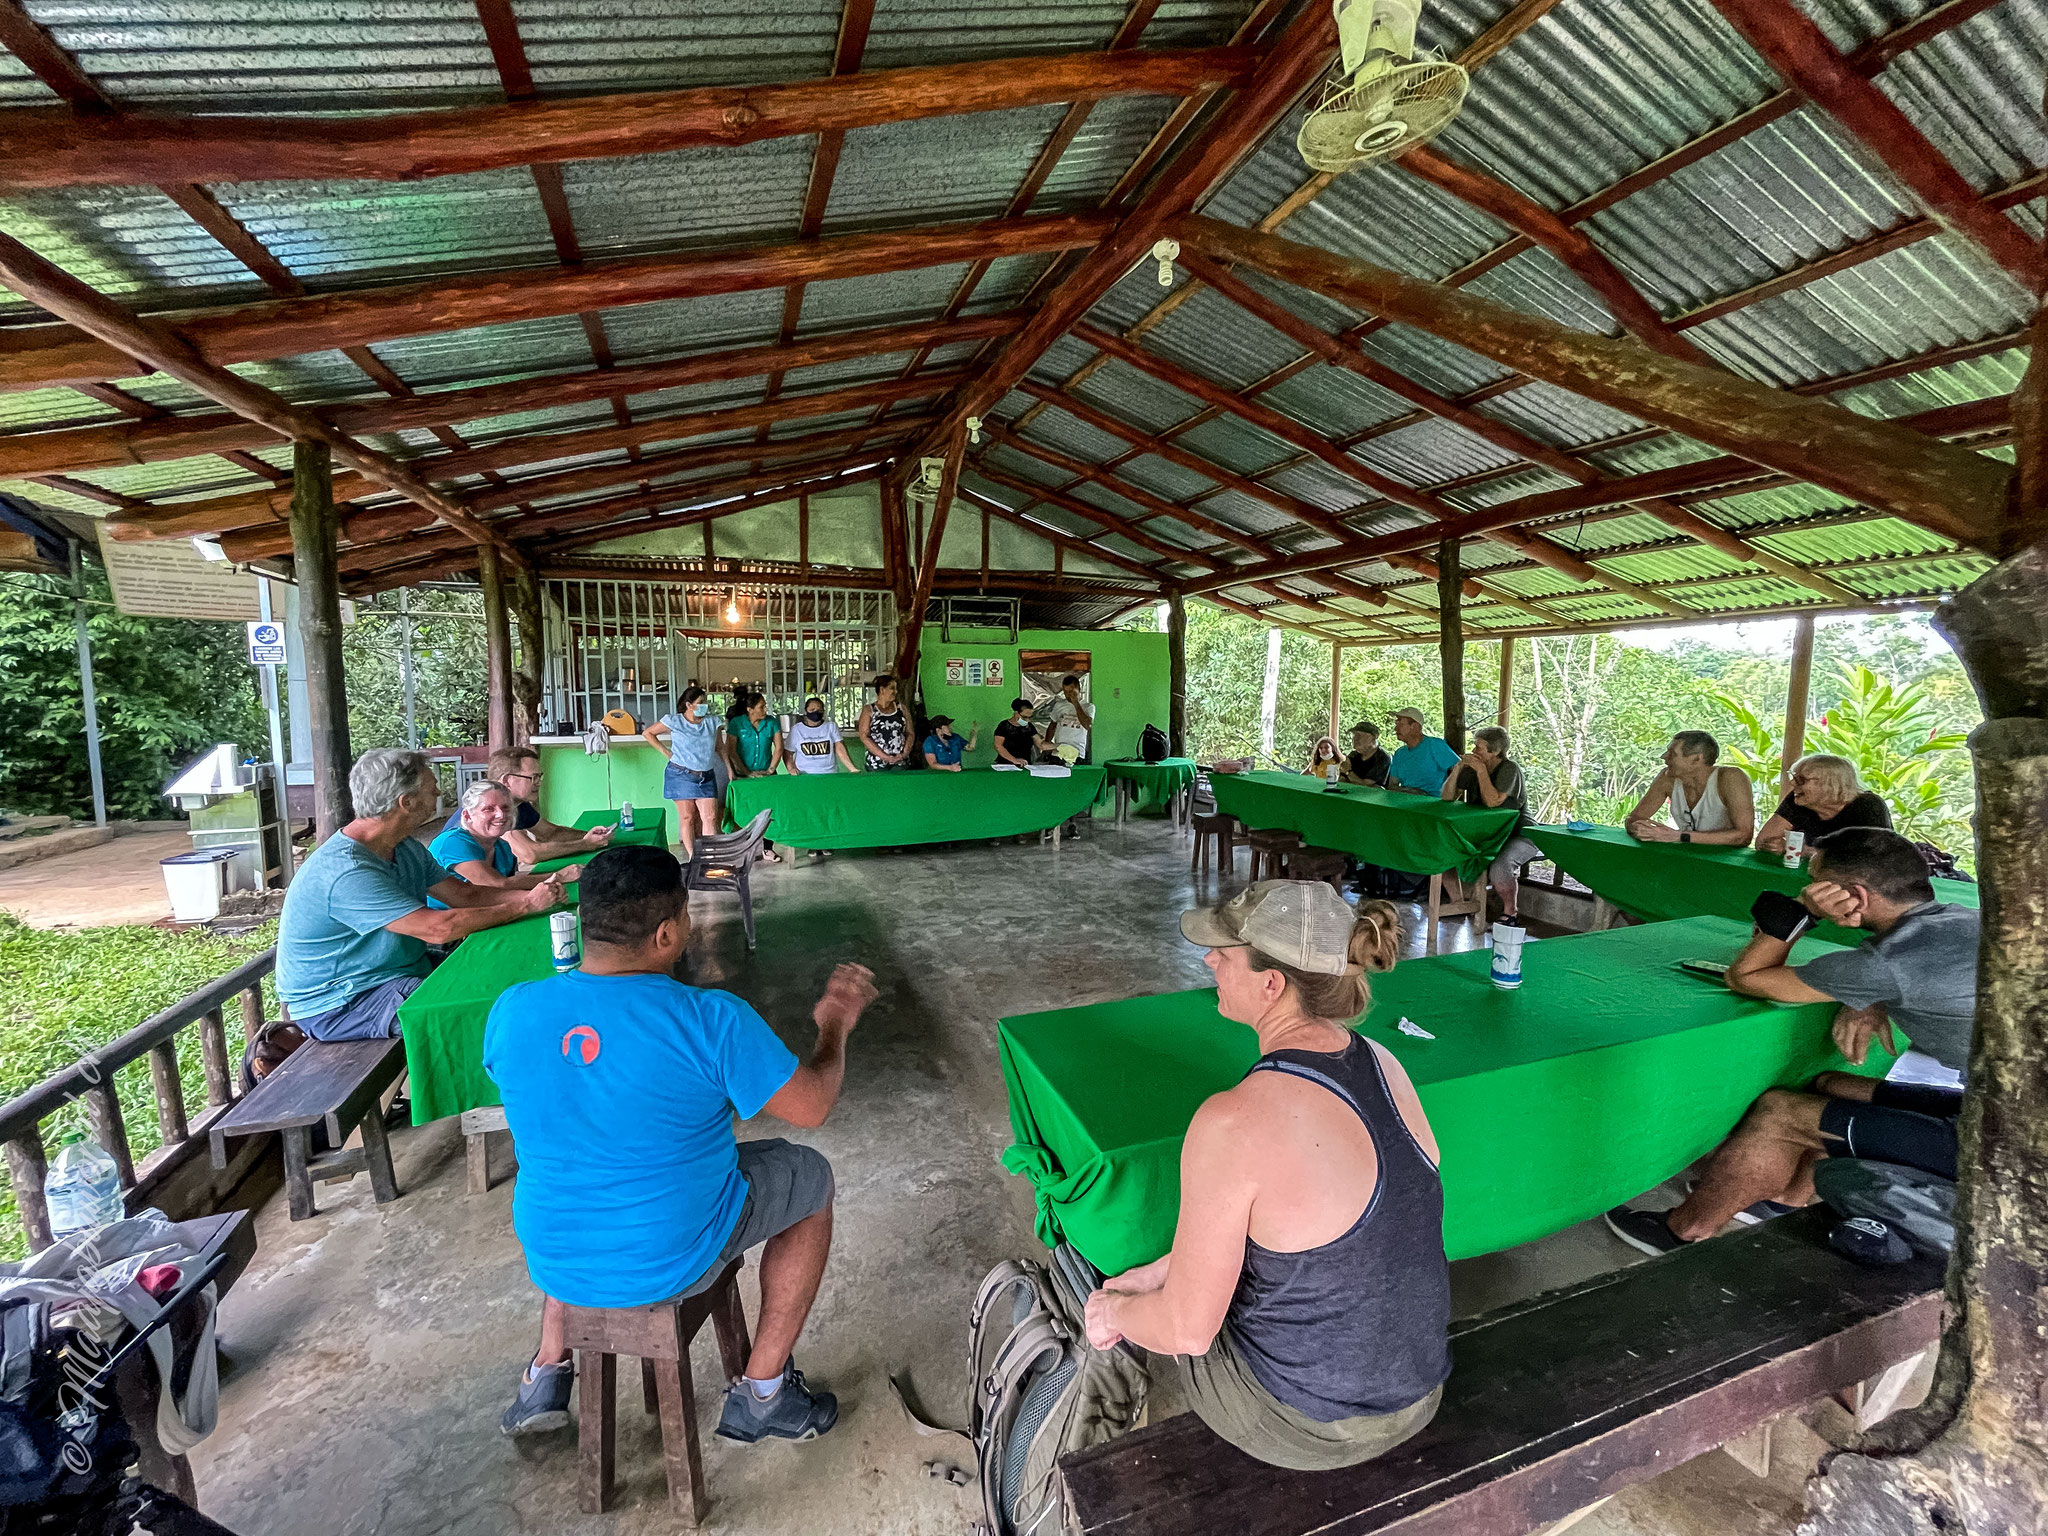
[1490,924,1526,989]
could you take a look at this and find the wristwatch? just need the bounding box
[1680,832,1692,843]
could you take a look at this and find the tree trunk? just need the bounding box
[1438,537,1465,752]
[288,438,353,840]
[510,562,543,743]
[1167,591,1188,758]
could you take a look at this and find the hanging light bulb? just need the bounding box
[1151,237,1180,287]
[724,587,741,625]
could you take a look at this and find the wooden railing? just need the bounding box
[0,949,274,1252]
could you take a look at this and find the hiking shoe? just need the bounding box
[716,1366,838,1443]
[499,1357,573,1436]
[1731,1198,1799,1226]
[1604,1205,1689,1257]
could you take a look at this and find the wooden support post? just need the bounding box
[1781,612,1816,795]
[510,561,542,744]
[4,1131,52,1252]
[1438,537,1466,753]
[1498,635,1515,729]
[892,438,963,682]
[288,438,354,840]
[1328,642,1344,743]
[479,542,514,753]
[798,492,811,578]
[1167,591,1188,759]
[240,986,266,1043]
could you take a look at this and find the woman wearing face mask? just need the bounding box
[783,696,860,776]
[642,686,723,858]
[856,673,911,771]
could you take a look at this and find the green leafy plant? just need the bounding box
[1805,664,1969,845]
[1710,687,1783,797]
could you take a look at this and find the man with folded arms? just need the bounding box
[1605,828,1978,1257]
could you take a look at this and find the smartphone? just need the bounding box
[1676,959,1729,980]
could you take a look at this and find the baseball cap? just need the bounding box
[1349,720,1379,736]
[1180,881,1358,976]
[1393,706,1428,727]
[928,714,955,729]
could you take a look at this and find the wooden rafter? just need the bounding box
[530,462,890,558]
[1178,216,2010,547]
[0,47,1260,190]
[0,230,507,553]
[957,485,1170,586]
[0,212,1112,388]
[0,313,1020,478]
[1711,0,2038,288]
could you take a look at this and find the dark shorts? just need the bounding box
[1818,1080,1963,1181]
[671,1138,834,1301]
[296,973,426,1041]
[664,763,718,801]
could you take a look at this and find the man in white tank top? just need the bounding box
[1623,731,1757,847]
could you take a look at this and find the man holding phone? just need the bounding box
[1605,828,1978,1257]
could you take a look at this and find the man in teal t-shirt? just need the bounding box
[1385,707,1462,795]
[488,845,879,1446]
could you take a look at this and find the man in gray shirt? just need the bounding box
[1606,827,1978,1256]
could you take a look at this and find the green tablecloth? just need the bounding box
[999,915,1890,1275]
[1525,824,1978,944]
[725,766,1106,850]
[1104,758,1196,812]
[398,912,560,1123]
[1211,770,1519,881]
[532,807,671,880]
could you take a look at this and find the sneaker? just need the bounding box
[1604,1205,1689,1257]
[500,1356,573,1436]
[716,1365,839,1443]
[1730,1198,1799,1226]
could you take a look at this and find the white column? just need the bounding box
[1259,624,1282,761]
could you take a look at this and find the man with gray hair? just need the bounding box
[277,748,562,1041]
[1440,726,1541,921]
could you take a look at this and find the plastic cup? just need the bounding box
[550,910,581,972]
[1490,924,1526,990]
[1784,830,1806,869]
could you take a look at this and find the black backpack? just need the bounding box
[1138,724,1169,763]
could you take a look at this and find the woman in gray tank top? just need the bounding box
[1082,881,1452,1470]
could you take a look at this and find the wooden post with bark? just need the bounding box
[511,562,543,743]
[1167,591,1189,760]
[1497,636,1515,729]
[1783,612,1816,795]
[478,543,514,752]
[288,439,352,840]
[1438,537,1465,753]
[1328,643,1344,745]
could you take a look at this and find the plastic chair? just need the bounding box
[685,808,772,950]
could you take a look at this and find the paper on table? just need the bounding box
[1027,764,1072,778]
[992,763,1024,772]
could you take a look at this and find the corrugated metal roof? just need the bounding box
[563,138,813,256]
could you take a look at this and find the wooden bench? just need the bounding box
[208,1036,408,1220]
[1061,1210,1942,1536]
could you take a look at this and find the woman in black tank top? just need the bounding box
[1082,881,1451,1470]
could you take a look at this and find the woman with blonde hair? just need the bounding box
[1083,882,1449,1470]
[1758,753,1892,858]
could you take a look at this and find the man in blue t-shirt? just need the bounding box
[488,845,878,1445]
[1385,707,1461,796]
[277,749,561,1041]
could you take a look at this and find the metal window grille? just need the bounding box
[541,578,894,733]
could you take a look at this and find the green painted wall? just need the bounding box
[916,626,1170,769]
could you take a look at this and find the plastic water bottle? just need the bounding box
[619,801,634,831]
[45,1132,123,1242]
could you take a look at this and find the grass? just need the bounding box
[0,911,278,1261]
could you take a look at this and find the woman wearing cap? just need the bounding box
[1083,882,1449,1470]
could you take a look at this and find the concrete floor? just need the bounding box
[0,828,187,928]
[188,819,1828,1536]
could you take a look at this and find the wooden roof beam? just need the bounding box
[0,313,1019,478]
[1177,216,2010,548]
[0,46,1259,190]
[0,230,508,553]
[1711,0,2038,288]
[1395,145,1715,366]
[957,484,1174,586]
[911,0,1338,460]
[983,422,1260,557]
[528,463,888,558]
[1,212,1111,389]
[968,459,1226,572]
[1205,592,1352,644]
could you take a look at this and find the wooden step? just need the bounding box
[0,824,116,871]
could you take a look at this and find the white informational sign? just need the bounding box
[944,658,965,687]
[97,526,262,620]
[246,620,287,665]
[986,658,1005,688]
[964,658,986,688]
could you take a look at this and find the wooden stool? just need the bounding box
[1190,813,1241,878]
[1244,828,1301,882]
[560,1258,753,1526]
[1284,846,1349,895]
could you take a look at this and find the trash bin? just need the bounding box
[160,847,237,922]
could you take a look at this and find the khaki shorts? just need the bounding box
[1178,1325,1442,1472]
[671,1138,833,1301]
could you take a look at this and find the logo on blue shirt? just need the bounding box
[562,1024,602,1065]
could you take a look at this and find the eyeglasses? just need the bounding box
[506,770,542,784]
